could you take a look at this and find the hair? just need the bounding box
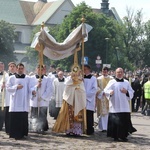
[37,64,44,69]
[50,64,56,69]
[102,67,109,71]
[8,62,16,67]
[56,67,62,71]
[58,70,64,75]
[17,63,24,68]
[84,64,91,70]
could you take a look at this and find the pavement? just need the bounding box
[0,112,150,150]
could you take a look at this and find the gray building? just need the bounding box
[0,0,75,67]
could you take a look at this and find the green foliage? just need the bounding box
[53,2,123,71]
[0,20,16,67]
[27,3,149,72]
[120,8,148,69]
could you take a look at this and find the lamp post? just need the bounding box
[115,47,119,67]
[95,55,102,73]
[105,38,109,64]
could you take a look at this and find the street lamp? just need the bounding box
[105,38,109,64]
[115,47,119,67]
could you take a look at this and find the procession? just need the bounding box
[0,60,150,149]
[1,0,150,149]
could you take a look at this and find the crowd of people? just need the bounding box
[93,66,150,115]
[0,61,150,142]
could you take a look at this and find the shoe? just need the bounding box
[114,138,120,142]
[37,129,45,135]
[15,137,26,140]
[86,132,94,135]
[141,111,146,115]
[120,138,128,142]
[66,133,81,137]
[102,130,107,132]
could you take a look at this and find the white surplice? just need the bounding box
[6,75,31,112]
[104,79,134,113]
[30,75,53,107]
[53,78,65,108]
[84,76,97,111]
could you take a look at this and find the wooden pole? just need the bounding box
[37,22,44,116]
[129,77,132,112]
[1,71,5,110]
[81,16,87,134]
[39,22,44,81]
[81,17,85,74]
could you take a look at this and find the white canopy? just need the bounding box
[31,23,92,60]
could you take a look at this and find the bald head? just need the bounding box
[115,68,124,79]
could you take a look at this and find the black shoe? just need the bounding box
[15,137,26,140]
[141,111,146,115]
[86,132,94,135]
[114,138,120,142]
[120,138,128,142]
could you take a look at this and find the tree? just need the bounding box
[54,2,122,71]
[0,20,16,68]
[143,20,150,67]
[28,2,144,71]
[121,8,146,69]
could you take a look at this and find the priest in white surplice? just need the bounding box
[104,68,137,142]
[0,62,17,134]
[84,65,97,135]
[30,65,53,134]
[0,61,6,131]
[96,67,113,132]
[6,63,30,140]
[52,71,65,119]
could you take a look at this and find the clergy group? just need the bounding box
[0,61,137,142]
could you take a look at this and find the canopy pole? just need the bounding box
[1,71,6,111]
[81,16,87,134]
[37,22,44,116]
[81,17,85,76]
[38,22,44,82]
